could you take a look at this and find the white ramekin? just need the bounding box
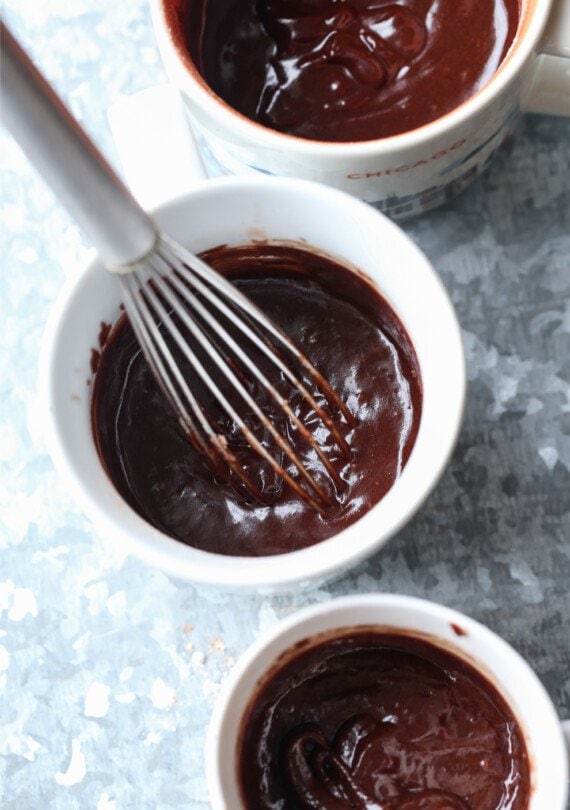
[206,594,570,808]
[39,176,465,591]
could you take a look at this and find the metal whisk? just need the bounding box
[1,23,354,513]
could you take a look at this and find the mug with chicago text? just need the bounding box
[151,0,570,219]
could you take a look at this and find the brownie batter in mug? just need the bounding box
[152,0,570,217]
[91,244,422,557]
[206,595,570,809]
[238,631,530,809]
[181,0,520,142]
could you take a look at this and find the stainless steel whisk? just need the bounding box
[1,23,355,513]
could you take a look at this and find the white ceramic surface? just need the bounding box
[206,594,569,809]
[39,176,465,592]
[150,0,570,218]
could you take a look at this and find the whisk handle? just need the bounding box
[0,22,157,269]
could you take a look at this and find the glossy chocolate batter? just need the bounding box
[173,0,520,141]
[91,244,421,556]
[239,631,530,809]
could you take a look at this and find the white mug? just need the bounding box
[150,0,570,219]
[206,594,570,809]
[39,168,465,592]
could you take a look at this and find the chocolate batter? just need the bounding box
[91,244,421,556]
[172,0,520,141]
[238,631,531,809]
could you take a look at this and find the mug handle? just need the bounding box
[563,719,570,773]
[523,0,570,116]
[107,84,208,209]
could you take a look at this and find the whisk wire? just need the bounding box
[159,237,355,452]
[124,259,335,512]
[121,274,210,446]
[152,250,345,488]
[122,272,283,502]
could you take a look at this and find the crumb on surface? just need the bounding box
[210,638,226,652]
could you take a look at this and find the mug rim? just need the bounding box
[39,175,465,590]
[205,593,569,809]
[151,0,551,156]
